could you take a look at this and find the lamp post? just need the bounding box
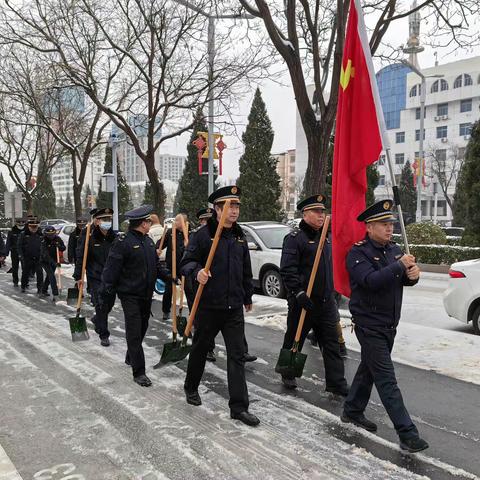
[108,132,120,230]
[173,0,253,197]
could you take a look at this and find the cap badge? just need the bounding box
[383,201,390,210]
[231,186,238,194]
[317,195,323,202]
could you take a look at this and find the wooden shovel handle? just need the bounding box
[172,223,178,334]
[184,200,230,338]
[56,247,62,289]
[293,215,331,346]
[179,216,189,247]
[179,276,185,313]
[157,227,167,254]
[77,222,91,311]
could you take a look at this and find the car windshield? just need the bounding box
[254,226,291,249]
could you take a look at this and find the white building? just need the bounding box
[274,149,297,218]
[375,56,480,223]
[155,154,186,183]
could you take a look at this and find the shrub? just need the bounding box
[409,245,480,264]
[406,222,447,245]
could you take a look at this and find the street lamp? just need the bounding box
[173,0,253,197]
[107,132,121,230]
[400,59,444,222]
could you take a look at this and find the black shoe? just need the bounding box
[230,411,260,427]
[243,353,257,362]
[21,288,26,293]
[307,331,318,347]
[326,385,349,397]
[52,296,59,303]
[39,292,49,298]
[100,337,110,347]
[133,375,152,387]
[341,412,378,432]
[13,283,18,288]
[281,376,297,390]
[400,437,429,453]
[184,388,202,406]
[339,343,347,358]
[162,312,170,320]
[206,350,216,362]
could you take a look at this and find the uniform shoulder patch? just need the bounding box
[354,239,367,246]
[117,233,126,241]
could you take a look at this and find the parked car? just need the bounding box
[39,218,70,228]
[240,221,291,298]
[56,223,76,263]
[443,258,480,335]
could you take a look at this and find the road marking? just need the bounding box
[0,444,23,480]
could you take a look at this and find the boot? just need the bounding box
[230,411,260,427]
[184,388,202,406]
[243,352,257,362]
[281,376,297,390]
[133,375,152,387]
[400,437,429,453]
[341,412,377,432]
[100,337,110,347]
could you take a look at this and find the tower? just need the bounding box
[402,0,424,68]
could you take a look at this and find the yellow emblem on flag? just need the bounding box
[340,59,355,91]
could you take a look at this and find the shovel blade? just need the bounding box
[66,287,79,306]
[176,315,187,337]
[69,315,90,342]
[154,340,191,367]
[274,347,307,378]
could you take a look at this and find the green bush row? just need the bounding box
[405,244,480,265]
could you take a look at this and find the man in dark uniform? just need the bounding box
[68,216,88,264]
[101,205,167,387]
[279,194,348,395]
[40,225,66,301]
[0,232,6,266]
[5,218,25,286]
[18,216,43,293]
[74,208,116,346]
[180,186,259,427]
[341,200,429,453]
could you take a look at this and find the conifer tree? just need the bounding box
[366,164,379,206]
[399,160,417,223]
[237,88,281,221]
[32,173,56,220]
[0,173,8,227]
[63,192,75,221]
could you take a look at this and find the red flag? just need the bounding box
[332,0,385,297]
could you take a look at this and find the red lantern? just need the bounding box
[216,137,226,176]
[192,135,206,174]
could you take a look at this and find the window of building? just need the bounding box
[454,74,473,88]
[409,85,417,97]
[395,153,404,164]
[436,125,448,138]
[460,98,472,112]
[396,131,405,143]
[435,149,447,170]
[378,155,385,165]
[464,74,473,86]
[431,79,449,93]
[415,129,425,141]
[437,103,448,116]
[433,200,447,216]
[453,75,462,88]
[459,123,472,136]
[379,175,385,186]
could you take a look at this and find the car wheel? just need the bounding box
[473,306,480,335]
[262,269,285,298]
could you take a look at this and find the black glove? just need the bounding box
[296,291,315,311]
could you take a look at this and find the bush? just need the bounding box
[406,222,447,245]
[409,244,480,264]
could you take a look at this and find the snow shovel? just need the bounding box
[68,222,91,342]
[66,286,79,306]
[155,200,230,366]
[176,276,187,337]
[56,247,63,294]
[275,215,331,379]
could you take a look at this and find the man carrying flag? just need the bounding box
[332,0,428,453]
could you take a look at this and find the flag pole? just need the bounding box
[353,0,410,254]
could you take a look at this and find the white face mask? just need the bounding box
[99,221,112,230]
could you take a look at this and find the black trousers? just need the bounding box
[89,278,115,340]
[184,308,249,414]
[121,296,152,377]
[21,257,43,290]
[162,281,172,314]
[344,325,419,440]
[282,295,347,390]
[10,251,20,285]
[41,262,59,296]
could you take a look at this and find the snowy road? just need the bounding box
[0,269,478,480]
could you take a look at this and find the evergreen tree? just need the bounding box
[32,173,56,220]
[117,163,132,217]
[63,192,75,221]
[57,196,65,219]
[0,173,8,227]
[366,164,380,205]
[174,110,214,220]
[237,88,282,221]
[83,184,92,211]
[144,180,155,205]
[454,121,480,243]
[398,160,416,223]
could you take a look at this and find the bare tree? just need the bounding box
[426,142,465,211]
[1,0,273,216]
[238,0,480,194]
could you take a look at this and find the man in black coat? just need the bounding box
[341,200,428,453]
[18,216,43,293]
[279,194,348,395]
[68,216,88,264]
[180,186,259,427]
[74,208,116,346]
[5,218,25,286]
[40,225,66,301]
[101,205,171,387]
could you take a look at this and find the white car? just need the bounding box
[443,259,480,335]
[56,223,76,261]
[240,221,291,298]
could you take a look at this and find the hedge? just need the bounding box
[405,244,480,264]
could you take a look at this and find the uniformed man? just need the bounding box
[180,186,259,426]
[5,218,25,286]
[68,216,88,264]
[279,194,348,395]
[101,205,168,386]
[40,225,66,301]
[0,232,6,266]
[341,200,429,453]
[161,213,188,320]
[74,208,116,347]
[18,216,43,294]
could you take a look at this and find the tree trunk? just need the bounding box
[144,153,165,221]
[25,194,33,215]
[73,182,83,219]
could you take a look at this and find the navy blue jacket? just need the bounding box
[18,229,43,260]
[6,225,23,255]
[280,220,334,301]
[102,229,166,299]
[180,216,253,310]
[347,235,418,329]
[68,226,83,264]
[0,234,5,257]
[40,235,66,266]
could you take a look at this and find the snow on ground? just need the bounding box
[0,291,452,480]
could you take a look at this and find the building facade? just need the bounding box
[274,149,297,218]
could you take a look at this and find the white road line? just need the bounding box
[0,444,23,480]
